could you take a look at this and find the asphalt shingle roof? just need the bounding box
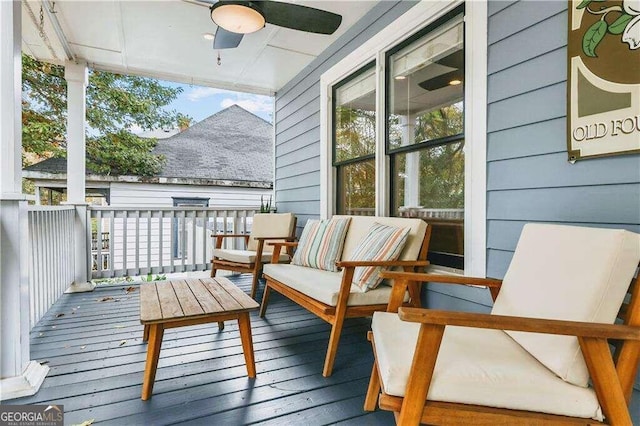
[154,105,272,182]
[24,105,273,184]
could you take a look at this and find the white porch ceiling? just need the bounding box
[21,0,378,95]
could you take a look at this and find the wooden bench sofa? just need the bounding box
[259,215,432,377]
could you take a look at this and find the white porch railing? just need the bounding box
[88,207,258,279]
[28,206,76,328]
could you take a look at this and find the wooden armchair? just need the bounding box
[211,213,296,298]
[365,224,640,425]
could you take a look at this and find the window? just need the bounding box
[321,0,487,276]
[387,8,465,269]
[333,64,376,216]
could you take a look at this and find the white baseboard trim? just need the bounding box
[64,281,96,293]
[0,361,50,401]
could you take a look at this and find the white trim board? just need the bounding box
[319,0,487,277]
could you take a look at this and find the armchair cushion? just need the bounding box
[371,311,603,421]
[491,224,640,387]
[247,213,296,252]
[291,217,351,272]
[263,263,408,307]
[212,249,290,264]
[349,223,410,291]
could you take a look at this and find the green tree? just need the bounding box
[334,106,376,212]
[22,54,186,175]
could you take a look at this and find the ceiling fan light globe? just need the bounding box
[210,3,265,35]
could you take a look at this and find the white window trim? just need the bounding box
[320,0,487,277]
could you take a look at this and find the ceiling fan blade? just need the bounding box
[258,1,342,35]
[214,27,244,49]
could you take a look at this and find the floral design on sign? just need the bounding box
[579,0,640,56]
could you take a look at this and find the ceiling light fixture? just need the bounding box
[449,79,462,85]
[203,33,215,40]
[210,1,265,35]
[395,75,407,80]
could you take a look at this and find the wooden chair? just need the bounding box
[260,216,432,377]
[365,224,640,425]
[211,212,296,299]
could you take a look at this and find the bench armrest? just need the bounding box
[267,241,299,263]
[380,271,503,302]
[379,271,503,288]
[398,308,640,340]
[337,260,431,268]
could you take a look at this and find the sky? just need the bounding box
[159,80,273,125]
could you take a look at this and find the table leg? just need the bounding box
[141,323,164,400]
[238,313,256,378]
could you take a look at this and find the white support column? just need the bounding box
[65,61,87,205]
[63,60,94,293]
[0,0,49,400]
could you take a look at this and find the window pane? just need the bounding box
[393,141,464,257]
[388,16,464,150]
[337,159,376,216]
[334,67,376,163]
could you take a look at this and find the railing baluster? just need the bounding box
[109,210,115,276]
[135,210,140,277]
[169,210,175,273]
[180,210,186,272]
[147,210,152,275]
[122,210,128,277]
[201,210,207,270]
[96,209,102,277]
[159,210,164,274]
[190,210,197,271]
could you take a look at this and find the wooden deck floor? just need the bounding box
[7,275,640,425]
[9,276,394,425]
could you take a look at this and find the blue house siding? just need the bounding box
[486,0,640,276]
[487,0,640,395]
[274,1,418,232]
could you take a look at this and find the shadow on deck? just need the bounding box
[7,275,393,425]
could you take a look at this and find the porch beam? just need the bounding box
[0,0,49,400]
[63,60,94,293]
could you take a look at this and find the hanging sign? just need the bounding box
[567,0,640,162]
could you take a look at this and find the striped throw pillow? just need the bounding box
[292,217,351,272]
[350,222,410,292]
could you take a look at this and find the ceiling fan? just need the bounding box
[188,0,343,50]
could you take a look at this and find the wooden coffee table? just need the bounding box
[139,277,259,400]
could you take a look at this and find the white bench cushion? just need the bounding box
[263,263,407,307]
[491,224,640,387]
[372,312,603,421]
[213,249,290,264]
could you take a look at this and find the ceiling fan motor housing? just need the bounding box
[210,1,265,35]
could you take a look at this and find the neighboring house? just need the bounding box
[23,104,273,273]
[23,104,273,208]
